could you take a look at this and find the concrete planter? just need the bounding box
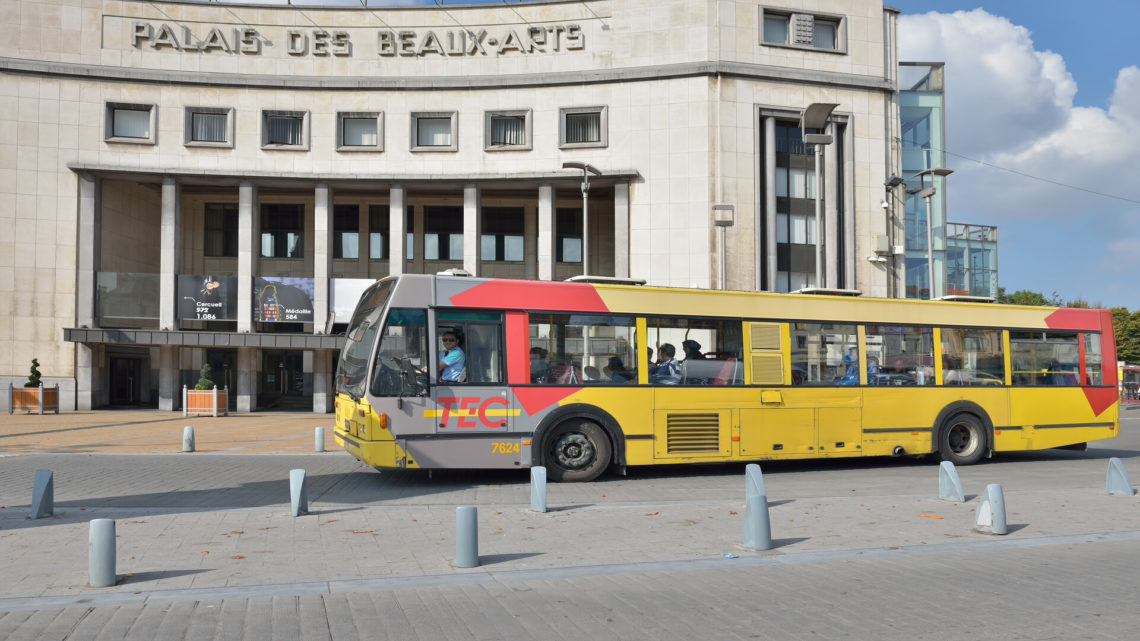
[8,384,60,414]
[183,386,228,417]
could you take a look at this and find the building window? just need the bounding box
[556,208,582,263]
[204,203,238,258]
[411,112,458,151]
[261,110,309,149]
[559,106,608,149]
[481,207,525,262]
[338,112,382,151]
[760,9,845,53]
[260,204,304,258]
[334,205,360,259]
[484,110,532,151]
[424,205,463,260]
[185,107,233,147]
[105,103,156,144]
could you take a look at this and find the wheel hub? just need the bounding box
[554,433,594,470]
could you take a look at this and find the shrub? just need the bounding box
[194,363,218,391]
[25,358,42,388]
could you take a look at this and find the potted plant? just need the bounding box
[183,363,228,416]
[8,358,59,414]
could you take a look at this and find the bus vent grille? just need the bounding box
[751,353,784,384]
[667,413,721,453]
[750,323,781,350]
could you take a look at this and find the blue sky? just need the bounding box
[890,1,1140,309]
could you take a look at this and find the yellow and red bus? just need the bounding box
[334,274,1119,481]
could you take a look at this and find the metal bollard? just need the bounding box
[455,506,479,568]
[973,483,1008,535]
[315,427,325,453]
[742,464,772,550]
[939,461,966,502]
[1106,457,1136,496]
[290,468,308,517]
[530,466,547,513]
[182,426,195,452]
[30,469,54,519]
[89,519,117,587]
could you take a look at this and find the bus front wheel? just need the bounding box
[939,413,986,465]
[544,420,612,482]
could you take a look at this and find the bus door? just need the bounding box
[422,311,519,468]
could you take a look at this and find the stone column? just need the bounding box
[463,184,481,275]
[613,181,630,279]
[236,346,256,413]
[157,345,178,411]
[825,122,840,289]
[159,177,181,331]
[537,183,554,280]
[237,181,258,333]
[389,185,406,275]
[76,173,101,410]
[312,350,333,413]
[313,182,332,334]
[763,116,777,292]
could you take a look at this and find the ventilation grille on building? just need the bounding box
[792,14,815,46]
[666,413,720,454]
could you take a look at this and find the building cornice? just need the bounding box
[1,57,894,93]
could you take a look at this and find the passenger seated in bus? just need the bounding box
[647,347,656,376]
[943,356,963,385]
[438,331,466,383]
[867,356,880,385]
[530,347,551,383]
[836,348,860,385]
[682,340,705,360]
[651,343,681,384]
[605,356,634,383]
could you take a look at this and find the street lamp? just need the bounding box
[713,204,735,290]
[905,167,953,299]
[562,161,602,277]
[801,103,838,289]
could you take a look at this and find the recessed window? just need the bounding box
[411,112,458,152]
[481,207,525,262]
[204,203,239,258]
[261,110,310,150]
[559,106,608,149]
[334,204,360,259]
[760,9,845,53]
[424,206,463,260]
[185,107,234,148]
[338,112,383,151]
[484,110,532,151]
[556,208,583,263]
[105,103,156,144]
[260,204,304,258]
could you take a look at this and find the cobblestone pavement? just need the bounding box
[1,410,1138,639]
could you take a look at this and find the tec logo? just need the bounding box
[434,396,511,429]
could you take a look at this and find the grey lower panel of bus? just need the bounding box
[402,436,532,470]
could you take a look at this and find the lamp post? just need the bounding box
[904,167,953,299]
[562,161,601,278]
[800,103,838,289]
[713,204,735,290]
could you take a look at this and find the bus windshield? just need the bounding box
[335,279,394,400]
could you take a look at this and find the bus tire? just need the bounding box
[543,420,612,482]
[938,413,987,465]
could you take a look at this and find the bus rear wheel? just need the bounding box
[939,413,986,465]
[544,420,611,482]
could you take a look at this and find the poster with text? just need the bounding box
[254,277,314,322]
[178,275,237,321]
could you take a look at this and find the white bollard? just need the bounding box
[1106,457,1136,496]
[89,519,117,587]
[742,464,772,550]
[530,466,547,512]
[939,461,966,502]
[973,483,1008,535]
[290,468,308,517]
[315,427,325,453]
[30,469,54,519]
[455,506,479,568]
[182,426,195,452]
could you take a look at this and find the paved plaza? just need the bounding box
[2,410,1140,639]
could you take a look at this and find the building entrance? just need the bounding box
[260,350,308,411]
[108,356,143,407]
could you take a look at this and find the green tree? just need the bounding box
[194,363,218,390]
[24,358,42,388]
[1002,289,1051,306]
